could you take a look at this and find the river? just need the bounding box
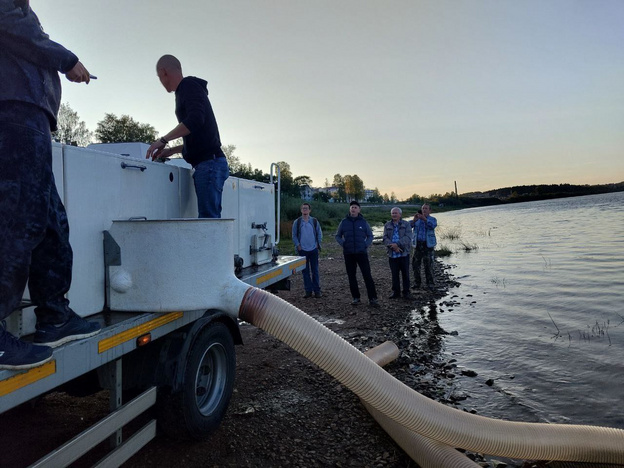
[427,191,624,429]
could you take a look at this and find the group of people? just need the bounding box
[1,1,228,370]
[382,204,438,299]
[292,200,437,308]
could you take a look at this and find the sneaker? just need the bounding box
[369,299,379,307]
[0,324,53,370]
[303,292,312,299]
[350,298,361,306]
[314,292,322,298]
[403,293,412,299]
[34,314,101,348]
[388,292,400,299]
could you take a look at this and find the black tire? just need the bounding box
[158,321,236,440]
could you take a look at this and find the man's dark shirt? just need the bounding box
[175,76,224,168]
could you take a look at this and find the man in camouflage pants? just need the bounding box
[0,0,100,370]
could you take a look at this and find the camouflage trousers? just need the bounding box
[0,105,74,325]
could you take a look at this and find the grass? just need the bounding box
[459,241,478,252]
[435,245,453,257]
[439,225,462,241]
[279,198,422,240]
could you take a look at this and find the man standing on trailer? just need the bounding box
[0,0,101,370]
[146,55,229,218]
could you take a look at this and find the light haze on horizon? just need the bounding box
[34,0,624,199]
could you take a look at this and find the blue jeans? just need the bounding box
[0,104,74,324]
[193,157,229,218]
[300,248,320,294]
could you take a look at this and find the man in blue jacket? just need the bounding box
[0,0,101,370]
[335,201,378,307]
[412,203,437,290]
[146,54,229,218]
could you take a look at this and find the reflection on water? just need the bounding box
[434,192,624,429]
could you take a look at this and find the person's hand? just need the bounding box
[65,61,91,83]
[146,140,167,161]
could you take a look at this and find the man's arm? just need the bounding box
[365,222,374,248]
[0,2,80,74]
[146,123,190,161]
[334,222,344,246]
[316,219,323,244]
[426,216,437,229]
[292,218,300,250]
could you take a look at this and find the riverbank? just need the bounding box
[3,243,539,467]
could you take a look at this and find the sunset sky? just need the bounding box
[34,0,624,199]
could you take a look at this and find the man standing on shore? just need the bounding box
[335,201,378,307]
[383,207,413,299]
[412,203,437,290]
[0,0,101,370]
[146,55,229,218]
[292,202,323,298]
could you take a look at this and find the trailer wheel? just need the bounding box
[159,321,236,440]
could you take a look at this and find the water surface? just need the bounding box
[431,192,624,429]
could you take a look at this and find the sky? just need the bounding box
[34,0,624,199]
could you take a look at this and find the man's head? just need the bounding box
[421,203,431,217]
[349,200,361,217]
[300,202,311,216]
[156,55,183,93]
[391,207,402,222]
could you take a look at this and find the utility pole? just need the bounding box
[454,181,459,201]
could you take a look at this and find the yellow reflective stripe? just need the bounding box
[98,311,184,353]
[290,259,306,270]
[255,268,284,285]
[0,360,56,397]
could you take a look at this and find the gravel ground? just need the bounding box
[2,243,595,468]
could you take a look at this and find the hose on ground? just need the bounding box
[238,287,624,464]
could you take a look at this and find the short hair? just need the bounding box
[422,203,431,209]
[301,202,311,209]
[349,200,360,207]
[156,54,182,72]
[391,207,402,214]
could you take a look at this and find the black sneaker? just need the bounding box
[304,292,313,298]
[34,314,101,348]
[350,298,361,306]
[369,299,379,307]
[0,324,53,370]
[314,292,322,298]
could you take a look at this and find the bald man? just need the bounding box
[146,55,229,218]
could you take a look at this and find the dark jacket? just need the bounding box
[335,214,374,255]
[175,76,225,167]
[0,0,79,131]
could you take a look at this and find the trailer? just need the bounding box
[0,142,305,466]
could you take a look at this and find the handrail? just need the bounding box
[270,163,281,245]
